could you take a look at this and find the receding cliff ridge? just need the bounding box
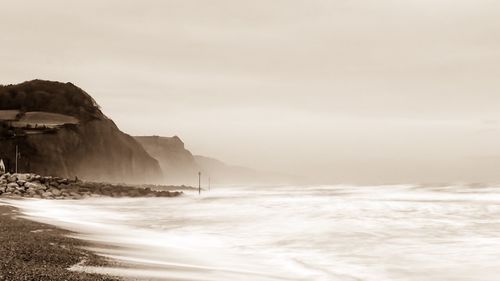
[136,135,295,185]
[194,155,294,185]
[0,80,162,183]
[135,136,199,184]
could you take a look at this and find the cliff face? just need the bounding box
[0,80,162,183]
[136,135,295,185]
[134,136,199,184]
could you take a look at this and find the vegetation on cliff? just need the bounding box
[0,80,162,183]
[0,80,102,121]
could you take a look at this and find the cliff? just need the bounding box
[0,80,162,183]
[134,136,199,184]
[135,135,295,185]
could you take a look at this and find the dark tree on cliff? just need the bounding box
[0,80,103,121]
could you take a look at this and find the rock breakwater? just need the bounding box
[0,173,182,199]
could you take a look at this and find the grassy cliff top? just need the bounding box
[0,80,104,121]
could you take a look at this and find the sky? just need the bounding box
[1,0,500,184]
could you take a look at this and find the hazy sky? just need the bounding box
[1,0,500,183]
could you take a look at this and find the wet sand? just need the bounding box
[0,204,120,281]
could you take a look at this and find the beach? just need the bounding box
[0,204,119,281]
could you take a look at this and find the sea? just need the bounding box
[6,184,500,281]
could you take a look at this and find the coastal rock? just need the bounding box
[128,189,140,197]
[41,191,53,199]
[26,189,37,196]
[57,178,69,185]
[39,177,50,184]
[49,188,61,196]
[0,172,185,199]
[7,176,17,183]
[6,182,19,191]
[71,194,82,199]
[24,182,43,190]
[78,187,90,193]
[15,174,30,181]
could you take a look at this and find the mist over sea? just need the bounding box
[8,184,500,281]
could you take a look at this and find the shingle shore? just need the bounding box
[0,205,120,281]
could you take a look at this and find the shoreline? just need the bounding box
[0,204,121,281]
[2,198,212,281]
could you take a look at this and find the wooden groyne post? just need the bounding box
[198,171,201,195]
[15,145,19,174]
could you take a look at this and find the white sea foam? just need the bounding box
[5,184,500,280]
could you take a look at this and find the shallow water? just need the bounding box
[6,184,500,281]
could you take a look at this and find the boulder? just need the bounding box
[49,188,62,196]
[26,190,37,196]
[41,191,53,199]
[101,190,112,197]
[14,174,30,181]
[17,180,26,187]
[69,193,82,199]
[128,189,140,197]
[57,178,69,185]
[78,187,90,193]
[24,182,42,190]
[7,176,17,183]
[6,182,19,191]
